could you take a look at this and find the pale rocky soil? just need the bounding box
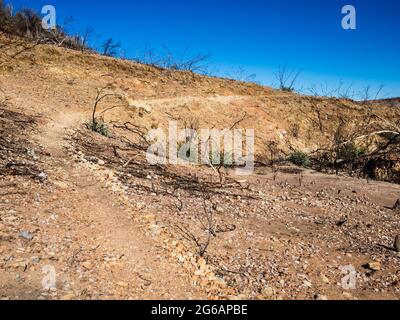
[0,41,399,300]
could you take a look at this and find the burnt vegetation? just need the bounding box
[0,1,89,51]
[0,1,213,73]
[1,0,399,186]
[1,2,399,300]
[0,99,45,182]
[293,105,400,183]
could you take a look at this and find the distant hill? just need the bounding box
[366,98,400,107]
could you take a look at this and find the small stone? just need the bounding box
[197,258,207,270]
[216,206,224,213]
[194,269,203,276]
[117,281,129,288]
[37,172,48,183]
[82,262,92,270]
[262,286,275,297]
[13,261,27,269]
[31,256,41,264]
[315,294,328,300]
[98,159,105,166]
[19,231,34,241]
[364,261,381,271]
[343,292,353,299]
[15,274,24,283]
[321,274,330,284]
[151,225,161,238]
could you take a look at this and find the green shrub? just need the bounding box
[209,149,234,167]
[86,120,111,137]
[176,140,198,163]
[337,142,365,161]
[289,151,310,167]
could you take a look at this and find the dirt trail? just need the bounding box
[0,104,203,299]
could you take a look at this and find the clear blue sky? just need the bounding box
[7,0,400,98]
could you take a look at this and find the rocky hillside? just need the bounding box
[1,35,399,300]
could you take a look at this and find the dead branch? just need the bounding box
[176,192,217,257]
[274,65,301,92]
[204,113,248,185]
[0,87,9,104]
[101,38,121,57]
[89,86,127,128]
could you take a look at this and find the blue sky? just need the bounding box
[7,0,400,98]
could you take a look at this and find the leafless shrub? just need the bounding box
[174,53,212,73]
[131,44,159,65]
[80,27,93,52]
[101,38,121,57]
[111,121,150,150]
[309,82,336,98]
[310,111,400,182]
[359,84,385,102]
[360,86,372,102]
[86,86,126,136]
[204,113,248,185]
[266,141,279,180]
[308,80,356,99]
[159,45,212,73]
[132,44,212,74]
[309,117,364,175]
[337,81,356,99]
[177,193,217,257]
[226,66,257,83]
[274,65,301,92]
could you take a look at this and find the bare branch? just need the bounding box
[274,65,301,92]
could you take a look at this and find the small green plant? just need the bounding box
[208,149,235,168]
[289,151,310,167]
[86,119,111,137]
[86,86,125,138]
[176,140,198,163]
[337,142,365,161]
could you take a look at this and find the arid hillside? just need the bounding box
[1,36,399,154]
[367,98,400,108]
[1,36,399,300]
